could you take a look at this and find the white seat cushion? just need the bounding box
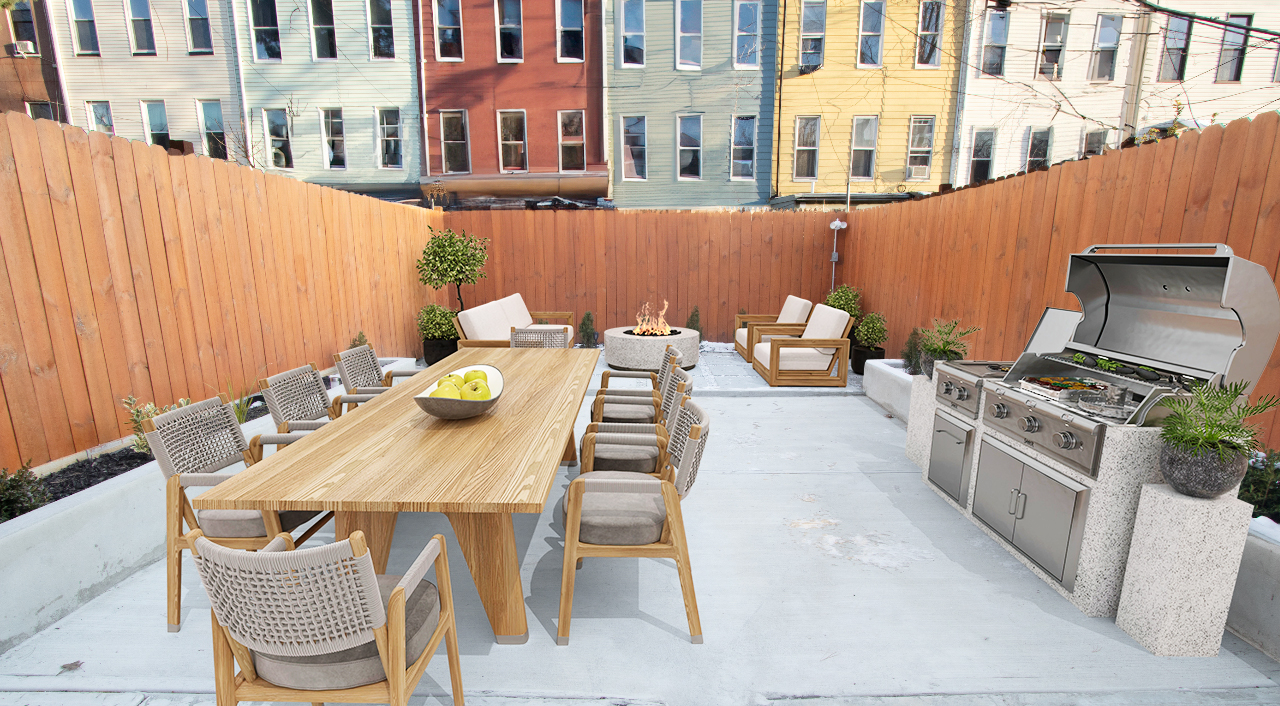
[735,328,778,349]
[777,295,813,324]
[800,304,851,355]
[753,341,834,371]
[498,293,534,329]
[456,300,511,340]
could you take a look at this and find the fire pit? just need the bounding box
[604,301,699,370]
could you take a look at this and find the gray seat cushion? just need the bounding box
[196,509,321,538]
[252,575,440,691]
[590,442,660,474]
[601,403,656,423]
[559,472,666,546]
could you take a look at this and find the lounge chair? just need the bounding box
[454,293,574,348]
[734,295,814,361]
[750,303,853,387]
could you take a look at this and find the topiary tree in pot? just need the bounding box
[415,227,490,311]
[418,304,460,365]
[852,312,887,375]
[1157,381,1279,499]
[918,318,980,379]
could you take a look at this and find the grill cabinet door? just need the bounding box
[927,413,970,503]
[972,440,1021,541]
[1010,464,1083,582]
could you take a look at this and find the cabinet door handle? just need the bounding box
[1008,488,1019,514]
[1015,493,1027,520]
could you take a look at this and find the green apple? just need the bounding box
[464,369,488,384]
[460,380,491,401]
[429,385,461,399]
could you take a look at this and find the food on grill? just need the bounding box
[1027,377,1103,390]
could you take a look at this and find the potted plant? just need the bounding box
[418,304,460,365]
[918,319,980,379]
[852,312,887,375]
[415,227,490,310]
[1157,381,1279,499]
[578,311,599,348]
[901,328,924,376]
[824,285,862,351]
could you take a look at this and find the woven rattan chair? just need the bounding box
[558,399,709,645]
[143,395,333,633]
[189,529,463,706]
[591,357,689,426]
[597,346,681,392]
[333,345,418,413]
[510,325,572,348]
[734,295,814,361]
[248,362,341,463]
[750,303,855,387]
[581,393,692,476]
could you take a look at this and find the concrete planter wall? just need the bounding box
[864,359,913,420]
[1227,519,1280,660]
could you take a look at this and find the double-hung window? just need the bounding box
[1217,15,1251,83]
[734,0,759,69]
[498,110,527,172]
[87,102,112,134]
[71,0,99,54]
[1027,127,1052,171]
[252,0,281,60]
[369,0,394,58]
[558,0,584,61]
[1083,130,1106,157]
[1158,15,1190,81]
[559,110,585,172]
[676,0,700,69]
[265,109,292,168]
[915,1,942,67]
[143,101,169,148]
[186,0,213,53]
[435,0,463,59]
[677,114,701,179]
[850,116,877,179]
[1038,13,1068,80]
[11,2,37,52]
[1090,15,1122,81]
[129,0,156,54]
[982,10,1008,76]
[323,109,345,168]
[858,1,883,67]
[496,0,522,60]
[620,0,643,65]
[311,0,336,58]
[800,0,825,69]
[731,115,755,179]
[26,102,55,120]
[793,116,819,180]
[969,129,994,183]
[379,109,401,168]
[201,101,226,159]
[621,116,646,180]
[907,116,934,179]
[440,111,470,173]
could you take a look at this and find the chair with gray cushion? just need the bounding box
[333,345,418,413]
[734,295,814,361]
[558,400,710,645]
[143,395,333,633]
[248,362,342,462]
[189,528,463,706]
[583,375,691,475]
[591,352,688,425]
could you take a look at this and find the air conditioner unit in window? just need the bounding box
[910,165,929,179]
[797,63,821,76]
[8,41,36,55]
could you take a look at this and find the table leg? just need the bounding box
[562,430,578,466]
[335,511,399,573]
[445,512,528,644]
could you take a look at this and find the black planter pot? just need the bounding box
[1160,444,1250,499]
[422,338,457,366]
[851,345,886,375]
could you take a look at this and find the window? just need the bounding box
[322,109,345,168]
[26,102,54,120]
[441,111,470,173]
[850,116,877,179]
[982,10,1008,76]
[202,101,226,159]
[71,0,99,54]
[676,0,700,69]
[11,2,37,52]
[1027,127,1051,170]
[87,102,112,134]
[1217,14,1251,83]
[558,0,584,61]
[969,129,994,183]
[558,110,586,172]
[734,0,759,69]
[793,116,818,179]
[496,0,522,60]
[1090,15,1122,81]
[1158,15,1190,81]
[1275,49,1280,83]
[907,116,934,179]
[621,116,646,179]
[498,110,527,171]
[369,0,394,58]
[311,0,337,58]
[143,101,169,148]
[379,108,401,168]
[916,1,942,67]
[251,0,281,60]
[731,115,755,179]
[265,109,292,168]
[435,0,463,59]
[186,0,213,53]
[677,114,701,179]
[858,1,883,67]
[129,0,156,54]
[1039,14,1067,80]
[1083,130,1106,157]
[800,0,825,69]
[620,0,643,65]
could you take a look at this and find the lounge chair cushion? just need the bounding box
[777,295,813,324]
[590,442,660,474]
[560,472,666,546]
[601,403,656,423]
[735,328,781,349]
[196,509,321,538]
[498,293,535,329]
[753,341,834,371]
[456,300,510,341]
[800,304,851,355]
[251,575,440,691]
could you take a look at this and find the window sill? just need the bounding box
[856,64,883,70]
[619,63,644,69]
[792,178,818,182]
[188,50,214,56]
[500,170,529,174]
[675,65,701,71]
[497,57,524,63]
[436,56,464,62]
[913,64,941,70]
[733,65,761,71]
[620,177,647,182]
[378,166,405,170]
[441,170,472,175]
[255,58,284,63]
[1214,80,1242,84]
[75,51,101,56]
[132,52,157,56]
[313,57,339,62]
[371,55,397,61]
[729,177,755,182]
[678,176,701,181]
[557,57,585,64]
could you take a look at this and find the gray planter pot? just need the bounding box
[919,351,961,379]
[1159,444,1250,499]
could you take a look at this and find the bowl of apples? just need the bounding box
[414,365,504,420]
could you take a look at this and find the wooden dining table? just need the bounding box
[194,346,600,644]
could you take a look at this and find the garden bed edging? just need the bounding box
[864,359,913,421]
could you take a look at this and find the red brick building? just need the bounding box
[0,1,65,119]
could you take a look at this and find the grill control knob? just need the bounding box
[1053,431,1079,450]
[955,386,970,401]
[941,381,954,395]
[1019,416,1040,433]
[989,403,1009,419]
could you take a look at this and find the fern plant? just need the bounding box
[920,319,980,358]
[1158,381,1280,463]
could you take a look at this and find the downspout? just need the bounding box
[227,0,252,166]
[947,0,972,187]
[771,0,787,199]
[39,0,72,123]
[601,0,610,199]
[1121,12,1152,143]
[415,0,429,181]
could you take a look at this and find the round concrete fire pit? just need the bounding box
[604,326,699,370]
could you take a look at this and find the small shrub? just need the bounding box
[0,462,49,523]
[920,319,980,358]
[1159,380,1279,463]
[122,396,191,454]
[227,384,254,424]
[579,311,598,347]
[901,328,924,376]
[855,312,888,348]
[1241,449,1280,520]
[417,304,460,340]
[824,285,862,321]
[685,306,702,335]
[350,331,369,349]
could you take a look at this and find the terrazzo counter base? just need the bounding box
[905,373,936,470]
[1117,483,1252,656]
[603,326,699,370]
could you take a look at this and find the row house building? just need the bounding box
[0,0,64,119]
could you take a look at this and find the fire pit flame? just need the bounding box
[633,300,672,336]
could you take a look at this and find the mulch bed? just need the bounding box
[41,447,154,503]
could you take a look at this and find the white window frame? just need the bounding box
[199,99,227,159]
[856,0,883,69]
[618,0,644,68]
[494,0,523,62]
[556,0,585,63]
[1082,129,1108,157]
[969,128,995,184]
[248,0,282,61]
[849,115,877,181]
[377,107,402,169]
[619,115,646,181]
[557,109,587,173]
[1037,12,1068,81]
[676,113,702,180]
[439,109,471,174]
[1157,15,1191,82]
[141,100,168,146]
[981,9,1008,77]
[496,109,528,173]
[366,0,395,60]
[67,0,100,55]
[1274,46,1280,83]
[125,0,157,55]
[1089,14,1122,82]
[793,115,819,181]
[263,108,293,169]
[914,0,942,69]
[799,0,824,69]
[906,115,935,180]
[432,0,464,61]
[307,0,338,61]
[674,0,700,70]
[729,114,756,180]
[182,0,214,54]
[732,0,760,70]
[1216,14,1252,83]
[1026,126,1052,171]
[85,101,113,134]
[9,2,39,54]
[320,107,346,170]
[26,101,55,120]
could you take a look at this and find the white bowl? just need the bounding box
[413,365,504,420]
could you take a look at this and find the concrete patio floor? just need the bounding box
[1,352,1278,705]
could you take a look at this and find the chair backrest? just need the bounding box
[146,397,249,479]
[777,295,814,324]
[800,304,852,355]
[261,364,330,425]
[456,299,511,340]
[336,345,383,392]
[192,535,386,657]
[655,348,682,391]
[661,367,693,424]
[511,326,570,348]
[665,399,709,497]
[498,293,534,329]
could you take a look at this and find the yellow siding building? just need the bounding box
[773,0,963,201]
